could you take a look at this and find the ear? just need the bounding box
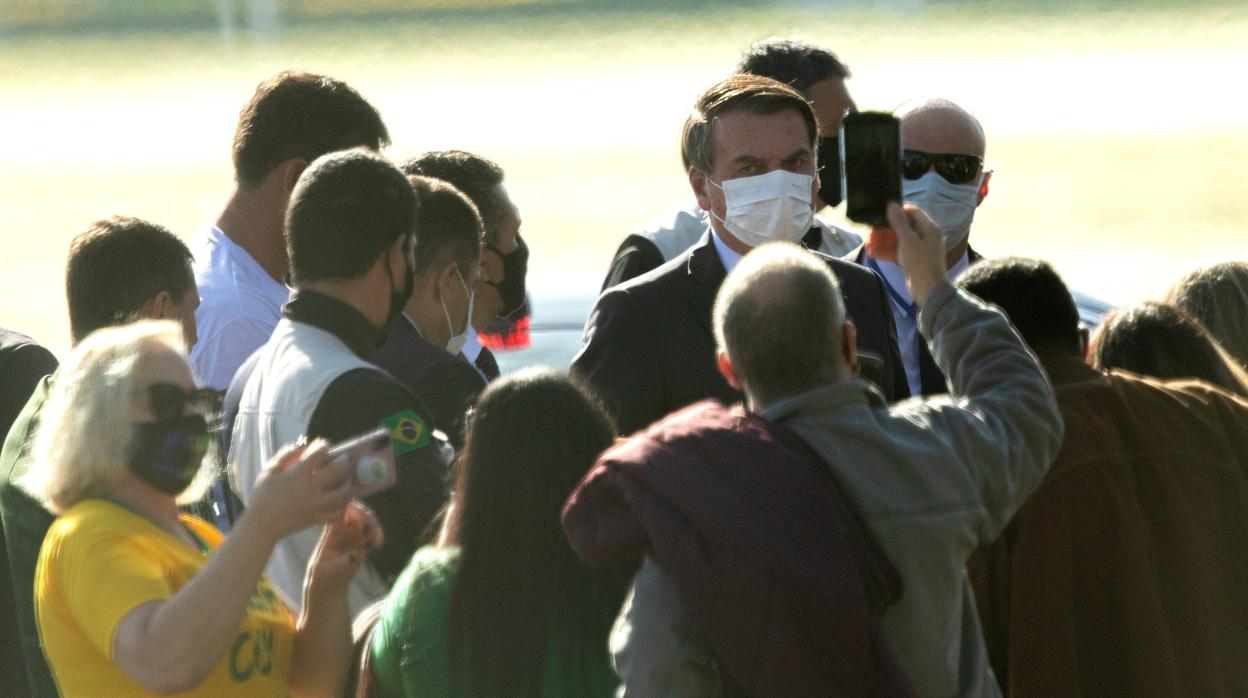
[842,319,858,374]
[280,158,311,194]
[434,259,460,297]
[689,166,712,212]
[1080,325,1091,363]
[138,290,173,320]
[977,170,992,206]
[716,352,742,391]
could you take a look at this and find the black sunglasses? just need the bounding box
[902,149,983,185]
[145,383,224,422]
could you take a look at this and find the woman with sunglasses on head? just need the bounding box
[365,368,626,697]
[27,320,382,697]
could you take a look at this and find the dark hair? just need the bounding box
[714,244,845,406]
[232,70,389,190]
[285,150,416,284]
[736,38,851,94]
[957,257,1083,356]
[1166,262,1248,370]
[441,368,622,696]
[407,175,484,280]
[1090,302,1248,397]
[681,74,818,173]
[401,151,505,236]
[65,217,194,344]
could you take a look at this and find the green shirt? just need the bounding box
[369,545,618,697]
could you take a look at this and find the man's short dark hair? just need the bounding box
[401,151,504,238]
[736,38,851,94]
[681,74,818,174]
[232,71,389,190]
[408,175,484,280]
[715,243,845,406]
[65,217,194,344]
[286,150,416,285]
[957,257,1083,356]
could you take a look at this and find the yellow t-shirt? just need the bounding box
[35,499,295,697]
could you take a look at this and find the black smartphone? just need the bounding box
[840,111,901,227]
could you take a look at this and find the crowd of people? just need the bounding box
[1,36,1247,697]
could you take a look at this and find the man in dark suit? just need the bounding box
[572,75,906,436]
[372,175,487,449]
[844,98,991,397]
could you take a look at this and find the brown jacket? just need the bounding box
[970,354,1248,696]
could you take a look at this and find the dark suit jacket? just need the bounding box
[371,316,487,450]
[846,244,983,396]
[573,233,907,436]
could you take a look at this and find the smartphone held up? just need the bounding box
[840,111,902,227]
[327,428,398,499]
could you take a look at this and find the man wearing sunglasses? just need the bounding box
[0,217,200,697]
[846,99,991,397]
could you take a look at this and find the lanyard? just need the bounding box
[866,256,918,321]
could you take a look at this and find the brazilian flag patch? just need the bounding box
[380,410,429,455]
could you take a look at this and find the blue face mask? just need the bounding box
[125,415,210,495]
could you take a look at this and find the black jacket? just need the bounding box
[572,233,907,436]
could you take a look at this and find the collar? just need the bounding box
[711,230,744,275]
[759,378,888,424]
[460,327,484,362]
[283,290,385,358]
[400,311,423,338]
[868,250,971,319]
[1038,352,1105,388]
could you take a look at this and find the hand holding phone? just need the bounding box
[327,428,398,499]
[840,111,902,227]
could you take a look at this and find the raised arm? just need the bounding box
[112,442,355,693]
[891,203,1063,540]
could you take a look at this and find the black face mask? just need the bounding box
[817,136,843,208]
[385,236,417,335]
[487,235,529,316]
[126,415,210,495]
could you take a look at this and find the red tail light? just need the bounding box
[480,315,531,350]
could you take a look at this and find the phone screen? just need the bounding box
[840,111,901,227]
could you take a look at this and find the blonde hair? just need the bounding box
[24,320,215,513]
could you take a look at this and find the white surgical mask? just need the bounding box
[440,267,475,355]
[707,169,815,247]
[903,170,983,252]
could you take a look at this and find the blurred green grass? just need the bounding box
[2,2,1247,356]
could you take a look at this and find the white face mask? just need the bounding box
[903,171,983,252]
[706,169,815,248]
[440,266,475,355]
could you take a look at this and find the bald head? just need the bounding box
[714,243,848,407]
[900,98,985,158]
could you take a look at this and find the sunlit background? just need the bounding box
[3,0,1247,357]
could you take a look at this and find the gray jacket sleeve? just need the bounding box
[610,558,723,697]
[909,281,1064,541]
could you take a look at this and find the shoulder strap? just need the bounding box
[765,420,904,616]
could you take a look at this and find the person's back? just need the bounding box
[0,328,57,443]
[231,151,451,615]
[972,360,1248,695]
[592,208,1061,696]
[367,369,624,697]
[962,257,1248,695]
